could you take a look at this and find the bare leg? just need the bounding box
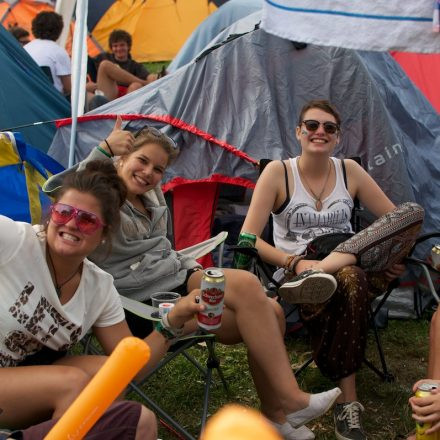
[428,310,440,378]
[135,405,157,440]
[0,354,105,428]
[188,269,312,413]
[338,374,357,403]
[97,60,148,101]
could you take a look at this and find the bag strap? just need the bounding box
[280,160,290,200]
[341,158,348,189]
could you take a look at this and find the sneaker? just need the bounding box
[278,269,337,304]
[334,401,367,440]
[271,421,315,440]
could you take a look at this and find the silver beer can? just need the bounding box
[198,268,225,331]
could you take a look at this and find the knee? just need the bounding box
[61,367,91,396]
[98,60,113,74]
[135,405,157,440]
[127,82,143,92]
[232,270,267,301]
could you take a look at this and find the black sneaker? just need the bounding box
[334,401,367,440]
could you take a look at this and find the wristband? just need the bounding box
[104,138,114,156]
[155,320,175,341]
[96,145,111,158]
[162,312,185,337]
[284,255,304,274]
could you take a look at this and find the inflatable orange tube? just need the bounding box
[44,337,150,440]
[202,404,282,440]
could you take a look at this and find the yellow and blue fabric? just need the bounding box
[0,132,64,224]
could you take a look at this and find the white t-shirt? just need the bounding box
[24,39,71,93]
[0,216,125,367]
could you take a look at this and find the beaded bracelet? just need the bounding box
[96,145,111,158]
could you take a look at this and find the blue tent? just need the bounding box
[0,132,64,223]
[0,25,70,152]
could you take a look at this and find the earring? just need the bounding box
[101,239,106,245]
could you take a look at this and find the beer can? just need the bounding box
[197,268,225,331]
[416,383,439,439]
[233,232,257,270]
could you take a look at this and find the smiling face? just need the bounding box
[117,142,169,201]
[111,40,130,62]
[296,108,340,156]
[46,189,105,261]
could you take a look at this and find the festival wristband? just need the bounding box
[96,145,112,158]
[162,312,185,337]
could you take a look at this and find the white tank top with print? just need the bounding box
[272,157,354,255]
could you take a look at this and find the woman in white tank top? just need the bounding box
[241,100,423,440]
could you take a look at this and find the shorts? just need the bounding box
[16,401,142,440]
[117,85,128,98]
[17,346,67,366]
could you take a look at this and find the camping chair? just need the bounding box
[83,231,229,440]
[405,232,440,308]
[230,157,397,382]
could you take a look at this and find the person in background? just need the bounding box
[408,309,440,439]
[9,26,30,46]
[24,11,71,97]
[93,29,162,101]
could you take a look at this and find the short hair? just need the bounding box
[9,26,30,41]
[31,11,63,41]
[109,29,132,50]
[55,160,127,237]
[297,99,341,127]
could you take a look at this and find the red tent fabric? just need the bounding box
[391,51,440,113]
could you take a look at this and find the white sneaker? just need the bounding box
[272,421,315,440]
[286,387,342,428]
[279,269,337,304]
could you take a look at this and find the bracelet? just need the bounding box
[96,145,111,158]
[283,255,304,274]
[162,312,184,337]
[104,138,114,156]
[155,320,176,341]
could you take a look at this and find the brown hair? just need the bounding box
[109,29,132,51]
[128,127,179,166]
[297,99,341,128]
[55,160,127,237]
[31,11,63,41]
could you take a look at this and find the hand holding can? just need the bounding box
[197,268,225,331]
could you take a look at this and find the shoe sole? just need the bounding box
[278,274,337,304]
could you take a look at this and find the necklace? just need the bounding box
[297,158,332,211]
[46,249,82,297]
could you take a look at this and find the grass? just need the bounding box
[129,314,432,439]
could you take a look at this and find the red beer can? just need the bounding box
[198,268,225,331]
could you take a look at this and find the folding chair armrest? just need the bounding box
[409,232,440,256]
[404,256,440,304]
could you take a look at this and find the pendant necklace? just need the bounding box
[297,158,332,211]
[46,249,82,297]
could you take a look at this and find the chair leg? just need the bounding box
[363,302,395,382]
[128,381,196,440]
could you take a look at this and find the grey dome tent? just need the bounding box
[48,27,440,254]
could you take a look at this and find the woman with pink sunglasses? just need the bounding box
[0,160,204,438]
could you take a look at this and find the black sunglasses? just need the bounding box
[133,125,177,149]
[302,119,339,135]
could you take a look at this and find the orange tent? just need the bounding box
[89,0,227,62]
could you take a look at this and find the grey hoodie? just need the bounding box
[43,148,200,302]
